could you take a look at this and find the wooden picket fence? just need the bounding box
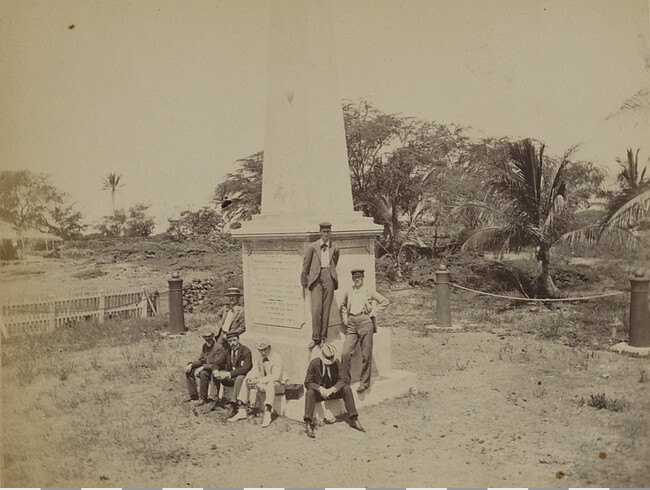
[0,288,157,338]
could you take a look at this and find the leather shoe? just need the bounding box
[350,418,365,432]
[227,404,238,418]
[209,401,219,412]
[305,423,315,438]
[356,385,369,394]
[307,340,318,349]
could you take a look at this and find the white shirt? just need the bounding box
[321,363,332,379]
[347,287,369,315]
[230,347,238,367]
[222,309,234,332]
[319,239,331,266]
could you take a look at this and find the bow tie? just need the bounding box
[321,243,328,251]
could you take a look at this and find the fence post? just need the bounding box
[435,264,452,328]
[98,289,105,324]
[137,286,146,318]
[48,294,56,331]
[168,272,186,334]
[629,270,650,348]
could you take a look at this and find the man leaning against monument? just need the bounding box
[228,340,287,428]
[215,287,245,336]
[339,268,389,393]
[184,324,228,405]
[303,343,364,438]
[301,222,339,349]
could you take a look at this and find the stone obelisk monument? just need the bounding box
[232,0,416,420]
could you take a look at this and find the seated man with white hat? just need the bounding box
[228,339,287,428]
[303,343,365,438]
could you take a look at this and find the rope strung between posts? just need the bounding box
[449,282,627,302]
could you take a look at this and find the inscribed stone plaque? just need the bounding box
[247,251,304,328]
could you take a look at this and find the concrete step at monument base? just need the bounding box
[278,369,418,422]
[239,326,392,388]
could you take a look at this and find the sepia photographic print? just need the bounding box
[1,0,649,488]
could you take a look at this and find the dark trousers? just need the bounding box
[186,368,212,400]
[303,385,358,422]
[342,314,374,389]
[310,268,334,342]
[213,374,245,402]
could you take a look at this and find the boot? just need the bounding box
[261,410,272,428]
[228,407,248,422]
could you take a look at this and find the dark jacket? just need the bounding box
[225,343,253,379]
[301,239,340,290]
[304,357,347,392]
[191,335,228,371]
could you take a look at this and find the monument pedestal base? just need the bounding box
[233,216,417,422]
[611,342,650,357]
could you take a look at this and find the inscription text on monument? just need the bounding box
[247,251,304,328]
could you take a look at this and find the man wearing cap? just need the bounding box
[228,340,287,428]
[339,268,389,393]
[184,324,228,405]
[215,287,245,336]
[303,343,364,438]
[211,331,252,416]
[301,222,340,349]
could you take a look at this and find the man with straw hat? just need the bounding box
[215,286,245,336]
[302,343,364,438]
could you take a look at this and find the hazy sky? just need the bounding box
[1,0,649,232]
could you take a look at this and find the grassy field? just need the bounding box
[1,245,649,487]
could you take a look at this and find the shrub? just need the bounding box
[580,393,629,411]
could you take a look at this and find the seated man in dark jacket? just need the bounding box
[211,331,253,416]
[184,324,227,405]
[303,343,365,438]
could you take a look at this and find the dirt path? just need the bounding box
[2,324,648,487]
[1,249,648,487]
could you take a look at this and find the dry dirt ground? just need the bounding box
[1,247,649,487]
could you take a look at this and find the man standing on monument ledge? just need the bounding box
[339,268,389,393]
[301,222,340,349]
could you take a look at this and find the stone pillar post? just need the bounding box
[435,264,452,328]
[629,270,650,348]
[168,272,186,334]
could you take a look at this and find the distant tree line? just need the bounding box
[0,170,87,239]
[207,98,649,297]
[0,170,156,239]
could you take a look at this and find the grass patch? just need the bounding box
[579,393,629,412]
[1,316,168,367]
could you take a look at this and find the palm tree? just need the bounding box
[102,172,123,214]
[454,139,577,298]
[600,148,650,233]
[616,148,647,189]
